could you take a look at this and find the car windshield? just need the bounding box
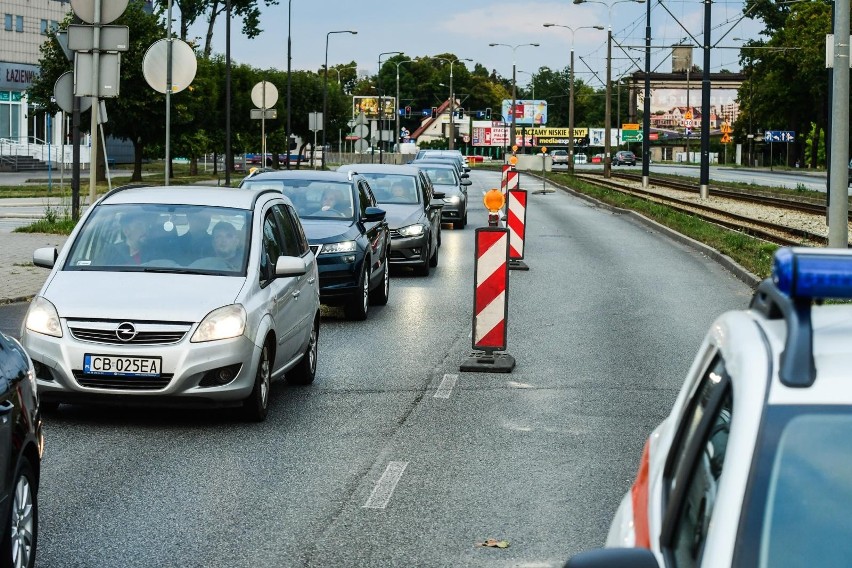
[420,167,458,186]
[64,204,251,275]
[357,174,419,205]
[745,407,852,567]
[244,179,355,220]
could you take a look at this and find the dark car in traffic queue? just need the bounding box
[337,164,444,276]
[0,331,43,568]
[241,170,390,320]
[410,161,471,229]
[613,150,637,166]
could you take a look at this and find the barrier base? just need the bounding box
[508,259,529,271]
[532,188,555,195]
[459,352,516,373]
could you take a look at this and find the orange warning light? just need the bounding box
[509,155,518,166]
[483,189,505,212]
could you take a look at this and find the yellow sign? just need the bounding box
[483,189,505,212]
[684,110,693,120]
[622,123,640,130]
[509,155,518,166]
[721,133,731,143]
[720,122,732,134]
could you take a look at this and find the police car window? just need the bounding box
[671,387,733,568]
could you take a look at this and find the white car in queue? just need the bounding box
[568,247,852,568]
[21,185,320,422]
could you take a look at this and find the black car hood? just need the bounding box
[376,203,423,229]
[299,219,358,242]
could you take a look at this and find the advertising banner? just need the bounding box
[642,87,740,134]
[500,100,548,125]
[352,96,396,120]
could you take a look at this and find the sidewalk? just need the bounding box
[0,232,67,305]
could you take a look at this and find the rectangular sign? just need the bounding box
[764,130,795,142]
[73,52,121,97]
[500,99,548,125]
[621,130,642,142]
[251,108,277,119]
[352,96,396,120]
[0,62,40,90]
[68,24,130,52]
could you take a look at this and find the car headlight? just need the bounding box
[191,304,246,343]
[444,196,461,204]
[319,240,357,254]
[25,296,62,338]
[397,224,425,237]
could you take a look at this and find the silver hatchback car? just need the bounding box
[21,185,320,421]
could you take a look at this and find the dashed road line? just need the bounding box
[363,461,408,509]
[434,373,458,399]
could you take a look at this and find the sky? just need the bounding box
[185,0,764,91]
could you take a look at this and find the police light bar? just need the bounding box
[772,247,852,299]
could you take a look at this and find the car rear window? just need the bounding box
[356,174,420,205]
[275,180,355,220]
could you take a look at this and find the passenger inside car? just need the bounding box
[103,211,153,265]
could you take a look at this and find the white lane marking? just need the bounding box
[363,461,409,509]
[434,374,458,399]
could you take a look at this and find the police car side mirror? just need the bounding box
[565,548,660,568]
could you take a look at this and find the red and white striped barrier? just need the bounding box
[500,164,511,191]
[507,189,528,263]
[460,228,516,372]
[506,169,519,192]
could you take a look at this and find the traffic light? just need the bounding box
[289,136,297,150]
[457,108,464,119]
[431,106,437,118]
[485,107,492,120]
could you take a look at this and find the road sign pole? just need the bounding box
[261,82,266,165]
[165,0,173,184]
[88,0,101,204]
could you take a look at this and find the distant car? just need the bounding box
[567,246,852,568]
[613,150,637,166]
[241,170,390,320]
[411,161,470,229]
[550,149,569,165]
[22,185,320,421]
[591,153,605,164]
[0,330,43,568]
[337,164,444,276]
[574,154,588,165]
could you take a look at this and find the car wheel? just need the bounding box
[288,316,318,385]
[369,259,390,306]
[242,341,271,421]
[429,240,439,267]
[344,262,370,320]
[414,246,431,276]
[1,456,37,568]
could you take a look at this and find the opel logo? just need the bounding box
[116,322,138,342]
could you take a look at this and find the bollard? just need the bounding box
[460,227,516,373]
[507,189,529,271]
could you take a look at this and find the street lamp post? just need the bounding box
[572,0,644,178]
[285,0,292,169]
[433,56,473,151]
[333,65,358,84]
[488,43,540,153]
[396,59,413,154]
[543,23,604,173]
[377,51,402,164]
[322,30,357,169]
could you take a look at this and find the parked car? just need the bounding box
[567,246,852,568]
[413,150,471,173]
[550,149,569,165]
[337,164,444,276]
[0,330,43,568]
[574,154,588,164]
[22,185,320,421]
[240,170,390,320]
[613,150,637,166]
[591,153,605,164]
[410,161,471,229]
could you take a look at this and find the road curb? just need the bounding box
[538,175,762,289]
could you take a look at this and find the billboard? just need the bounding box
[500,100,548,125]
[352,96,396,120]
[471,123,589,147]
[642,87,740,133]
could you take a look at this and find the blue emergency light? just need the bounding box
[772,247,852,299]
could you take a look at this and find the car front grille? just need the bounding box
[68,320,191,346]
[389,229,401,238]
[72,370,173,390]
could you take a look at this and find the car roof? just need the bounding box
[337,164,421,176]
[98,185,281,209]
[247,170,353,182]
[411,160,458,169]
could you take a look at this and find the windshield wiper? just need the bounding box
[141,267,198,274]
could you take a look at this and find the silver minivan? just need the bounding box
[21,185,320,421]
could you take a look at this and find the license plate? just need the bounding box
[83,354,162,377]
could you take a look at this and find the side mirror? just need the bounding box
[464,167,471,173]
[429,199,445,209]
[460,179,472,187]
[461,172,470,179]
[363,206,386,223]
[566,548,660,568]
[433,191,446,200]
[275,255,308,277]
[33,247,58,269]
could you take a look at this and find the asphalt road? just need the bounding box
[1,170,753,567]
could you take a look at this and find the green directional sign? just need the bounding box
[622,130,643,142]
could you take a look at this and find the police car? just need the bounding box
[568,247,852,568]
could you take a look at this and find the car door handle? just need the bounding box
[308,277,315,284]
[0,400,13,417]
[292,290,301,299]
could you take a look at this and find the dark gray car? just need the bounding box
[412,161,470,229]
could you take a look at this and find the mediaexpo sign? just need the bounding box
[0,62,40,91]
[471,122,589,147]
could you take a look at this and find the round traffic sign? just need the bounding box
[353,124,369,138]
[251,80,279,108]
[53,72,93,114]
[354,139,369,153]
[142,39,198,94]
[483,189,505,212]
[70,0,129,24]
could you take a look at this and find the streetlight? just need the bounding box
[285,0,292,169]
[517,70,535,100]
[322,30,357,169]
[396,59,414,154]
[432,56,473,151]
[333,65,358,85]
[572,0,644,178]
[543,23,604,173]
[488,43,540,153]
[377,51,402,164]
